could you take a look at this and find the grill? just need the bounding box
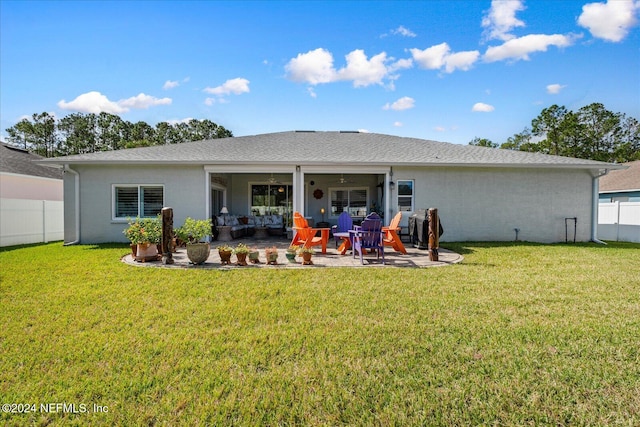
[409,209,444,250]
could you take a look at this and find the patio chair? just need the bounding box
[332,211,353,248]
[291,212,328,253]
[352,212,384,265]
[382,211,407,254]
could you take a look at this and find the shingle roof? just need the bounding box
[599,160,640,192]
[1,143,63,179]
[40,131,621,170]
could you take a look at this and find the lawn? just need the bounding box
[1,241,639,426]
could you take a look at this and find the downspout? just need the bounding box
[591,169,609,245]
[63,164,80,245]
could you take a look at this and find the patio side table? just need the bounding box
[217,225,232,242]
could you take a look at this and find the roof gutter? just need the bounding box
[63,165,80,245]
[591,169,610,245]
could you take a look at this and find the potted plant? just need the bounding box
[123,216,162,262]
[248,247,260,264]
[217,244,233,265]
[175,217,212,265]
[234,242,250,266]
[298,246,314,265]
[286,245,299,263]
[265,246,278,265]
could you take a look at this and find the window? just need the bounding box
[250,184,293,217]
[330,187,368,218]
[397,180,414,211]
[114,185,164,219]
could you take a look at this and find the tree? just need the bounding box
[499,103,639,162]
[469,137,497,148]
[500,127,533,151]
[5,118,35,150]
[57,113,97,155]
[531,104,568,156]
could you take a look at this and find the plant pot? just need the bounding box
[186,242,210,265]
[248,251,260,264]
[236,252,248,266]
[136,242,159,262]
[265,250,278,265]
[218,249,233,265]
[130,244,137,257]
[301,252,313,265]
[285,252,297,263]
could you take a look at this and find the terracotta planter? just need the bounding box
[265,249,278,265]
[236,252,248,266]
[136,242,159,262]
[186,242,210,265]
[218,249,233,265]
[301,252,313,265]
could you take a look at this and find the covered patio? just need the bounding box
[122,235,462,269]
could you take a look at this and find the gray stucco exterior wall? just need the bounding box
[395,166,593,243]
[72,164,207,243]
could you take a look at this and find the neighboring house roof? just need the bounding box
[599,160,640,193]
[0,143,63,179]
[40,131,623,170]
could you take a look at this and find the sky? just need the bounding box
[1,0,639,145]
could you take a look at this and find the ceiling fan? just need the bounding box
[268,173,281,184]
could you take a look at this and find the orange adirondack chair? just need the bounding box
[382,211,407,254]
[291,212,329,253]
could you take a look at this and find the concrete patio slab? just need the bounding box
[122,236,462,269]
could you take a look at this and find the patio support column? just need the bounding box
[385,170,392,226]
[294,166,304,216]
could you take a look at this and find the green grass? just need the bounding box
[1,241,639,426]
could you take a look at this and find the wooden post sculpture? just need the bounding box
[428,208,439,262]
[161,207,174,265]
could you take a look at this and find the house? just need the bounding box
[598,160,640,202]
[0,142,64,246]
[40,131,624,244]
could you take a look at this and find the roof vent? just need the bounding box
[339,130,360,133]
[295,130,316,133]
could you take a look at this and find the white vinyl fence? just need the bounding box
[0,198,64,247]
[598,202,640,243]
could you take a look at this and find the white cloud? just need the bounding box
[337,50,389,87]
[357,128,370,133]
[546,83,566,94]
[434,126,446,132]
[410,43,450,70]
[167,117,194,125]
[472,102,495,112]
[383,96,415,111]
[285,48,337,84]
[393,121,403,127]
[392,25,417,38]
[482,0,526,41]
[57,91,171,114]
[410,43,479,73]
[118,93,172,109]
[204,97,216,106]
[163,80,179,90]
[578,0,640,42]
[483,34,576,62]
[307,87,317,98]
[443,50,481,73]
[203,78,250,96]
[286,48,407,88]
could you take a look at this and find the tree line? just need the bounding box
[469,103,639,163]
[4,112,233,158]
